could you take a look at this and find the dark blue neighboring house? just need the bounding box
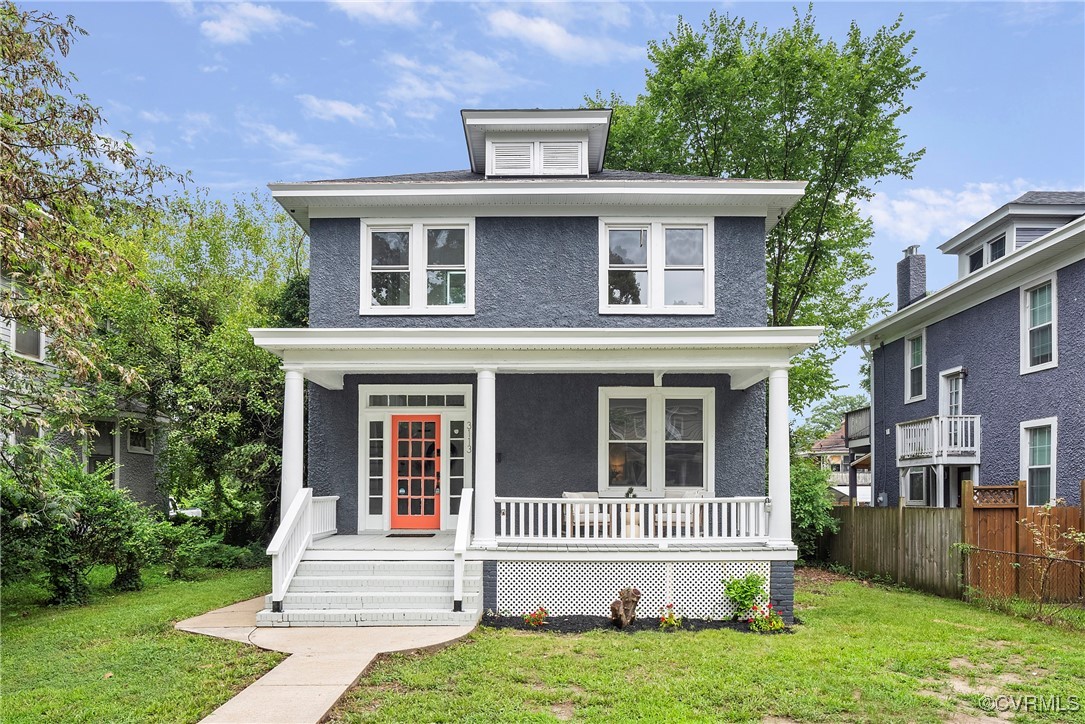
[850,192,1084,511]
[250,108,821,627]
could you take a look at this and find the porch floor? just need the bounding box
[305,532,457,560]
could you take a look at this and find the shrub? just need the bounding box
[748,603,786,632]
[157,521,209,580]
[791,456,840,559]
[724,573,766,617]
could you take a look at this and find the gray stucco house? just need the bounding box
[251,108,820,626]
[849,192,1084,510]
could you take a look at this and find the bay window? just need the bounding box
[362,220,473,314]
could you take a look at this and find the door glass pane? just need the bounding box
[663,270,704,306]
[664,228,703,265]
[665,399,703,441]
[608,442,647,487]
[608,228,647,265]
[371,230,410,266]
[371,272,410,306]
[608,270,647,305]
[609,399,647,440]
[665,443,703,487]
[427,270,467,305]
[426,228,465,265]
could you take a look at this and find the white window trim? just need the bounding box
[127,425,153,455]
[938,366,964,416]
[1019,272,1058,375]
[9,320,45,361]
[597,386,715,497]
[357,384,474,532]
[904,328,926,404]
[1019,416,1057,507]
[964,246,985,275]
[359,219,476,316]
[598,218,715,315]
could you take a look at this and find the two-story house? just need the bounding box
[849,192,1084,510]
[250,108,820,627]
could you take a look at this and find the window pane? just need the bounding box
[665,399,703,441]
[609,228,648,265]
[92,421,114,456]
[968,250,983,273]
[14,324,41,357]
[988,236,1005,261]
[371,230,410,266]
[1028,426,1051,466]
[663,270,704,306]
[1029,284,1051,327]
[608,442,647,487]
[609,398,647,440]
[608,270,647,305]
[1028,468,1051,506]
[909,471,925,501]
[130,428,148,450]
[665,443,703,487]
[427,228,465,266]
[910,336,923,367]
[371,271,410,306]
[910,367,923,398]
[427,270,467,305]
[1029,326,1052,366]
[664,228,704,265]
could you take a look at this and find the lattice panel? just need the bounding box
[497,561,771,619]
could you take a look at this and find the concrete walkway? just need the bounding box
[176,597,476,724]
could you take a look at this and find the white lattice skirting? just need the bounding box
[496,561,770,618]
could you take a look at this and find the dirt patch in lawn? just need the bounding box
[795,567,850,589]
[482,613,792,634]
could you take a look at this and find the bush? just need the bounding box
[724,573,766,616]
[791,456,840,559]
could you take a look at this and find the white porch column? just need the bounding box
[473,368,498,547]
[767,368,792,546]
[280,368,305,523]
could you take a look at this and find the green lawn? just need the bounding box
[331,569,1085,723]
[1,567,284,723]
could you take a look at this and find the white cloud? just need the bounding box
[382,50,525,120]
[269,72,292,86]
[200,64,228,73]
[238,117,348,174]
[862,180,1035,249]
[200,3,308,44]
[329,1,423,27]
[485,9,642,64]
[139,110,170,123]
[179,112,213,144]
[296,94,375,126]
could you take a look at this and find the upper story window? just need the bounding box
[967,249,984,273]
[127,424,153,454]
[1020,417,1056,506]
[12,321,44,360]
[361,221,474,315]
[964,233,1006,275]
[987,235,1005,262]
[904,329,926,403]
[598,219,714,315]
[1020,275,1057,374]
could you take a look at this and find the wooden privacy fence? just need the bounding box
[821,480,1084,601]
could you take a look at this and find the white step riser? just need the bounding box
[282,595,482,610]
[295,562,480,576]
[289,576,481,592]
[257,609,481,627]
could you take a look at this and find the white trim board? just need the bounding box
[1019,416,1057,507]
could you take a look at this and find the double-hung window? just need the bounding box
[599,219,713,314]
[1020,275,1057,373]
[362,220,474,314]
[1020,418,1056,506]
[904,330,925,403]
[599,387,713,496]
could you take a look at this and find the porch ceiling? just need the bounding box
[250,326,822,391]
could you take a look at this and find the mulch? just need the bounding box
[481,613,793,634]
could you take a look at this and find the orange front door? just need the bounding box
[390,415,441,529]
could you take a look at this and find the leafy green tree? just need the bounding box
[790,456,840,560]
[792,392,869,454]
[589,7,924,409]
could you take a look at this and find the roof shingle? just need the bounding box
[1011,191,1085,206]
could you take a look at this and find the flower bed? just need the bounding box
[481,613,792,634]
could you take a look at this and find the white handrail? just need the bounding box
[267,488,313,611]
[312,495,339,540]
[493,495,771,544]
[897,415,981,460]
[452,489,474,611]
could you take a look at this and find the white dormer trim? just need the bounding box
[485,134,588,178]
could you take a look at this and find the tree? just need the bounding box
[589,7,925,409]
[792,392,869,454]
[1,3,181,479]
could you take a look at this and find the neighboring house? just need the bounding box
[803,423,872,505]
[1,316,167,508]
[251,107,820,627]
[849,192,1084,510]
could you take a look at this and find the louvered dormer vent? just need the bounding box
[486,138,588,177]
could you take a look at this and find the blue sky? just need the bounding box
[48,1,1085,397]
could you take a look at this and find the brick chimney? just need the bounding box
[897,245,926,310]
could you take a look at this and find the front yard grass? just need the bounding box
[332,568,1085,723]
[1,566,284,723]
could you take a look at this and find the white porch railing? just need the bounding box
[494,496,771,544]
[896,415,981,462]
[267,489,339,611]
[452,488,474,611]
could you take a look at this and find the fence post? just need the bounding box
[962,481,974,600]
[1015,480,1027,596]
[850,497,857,573]
[897,495,906,585]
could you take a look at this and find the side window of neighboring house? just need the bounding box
[1020,276,1057,374]
[12,418,43,445]
[88,420,116,474]
[599,220,714,315]
[1020,418,1056,506]
[361,221,474,315]
[906,467,928,506]
[12,321,44,360]
[904,330,926,403]
[127,424,153,454]
[600,387,713,496]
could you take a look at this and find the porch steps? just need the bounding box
[256,560,484,627]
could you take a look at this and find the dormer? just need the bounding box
[461,108,612,178]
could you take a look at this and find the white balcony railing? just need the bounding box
[494,496,770,544]
[896,415,981,462]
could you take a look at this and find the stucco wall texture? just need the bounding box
[308,373,766,534]
[308,216,767,328]
[872,258,1084,507]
